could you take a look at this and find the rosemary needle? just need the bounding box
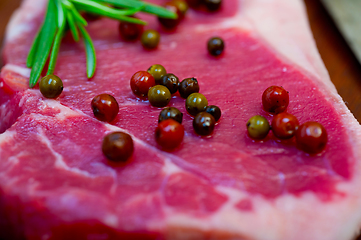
[27,0,177,88]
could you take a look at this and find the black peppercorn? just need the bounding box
[207,37,224,56]
[179,77,199,98]
[161,73,180,94]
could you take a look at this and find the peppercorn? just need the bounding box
[39,74,64,99]
[148,64,167,84]
[148,85,172,107]
[262,86,289,114]
[296,122,328,154]
[158,2,181,29]
[159,107,183,123]
[91,94,119,123]
[179,77,199,98]
[271,113,299,139]
[102,132,134,162]
[246,115,270,140]
[119,20,143,41]
[141,30,160,49]
[207,37,224,56]
[204,0,222,11]
[205,105,221,121]
[155,119,184,149]
[130,71,155,97]
[193,112,215,136]
[186,93,208,115]
[161,73,179,94]
[171,0,189,18]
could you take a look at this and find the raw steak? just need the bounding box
[1,0,361,239]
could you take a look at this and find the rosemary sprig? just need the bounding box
[27,0,177,88]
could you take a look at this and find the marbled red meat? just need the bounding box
[1,0,361,239]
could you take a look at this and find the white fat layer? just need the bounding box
[158,185,360,240]
[103,214,118,228]
[36,127,94,178]
[0,130,16,145]
[161,159,185,176]
[2,64,31,78]
[44,100,80,120]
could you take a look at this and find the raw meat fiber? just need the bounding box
[1,0,361,239]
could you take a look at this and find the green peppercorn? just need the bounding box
[159,107,183,123]
[193,112,215,136]
[172,0,188,17]
[148,64,167,84]
[246,115,270,140]
[205,105,221,121]
[161,73,179,94]
[148,85,171,107]
[186,93,208,115]
[179,77,199,98]
[39,74,64,99]
[141,29,160,49]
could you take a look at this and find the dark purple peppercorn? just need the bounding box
[158,2,181,29]
[179,77,199,98]
[161,73,180,94]
[204,0,222,11]
[185,0,202,8]
[205,105,221,121]
[158,107,183,124]
[119,21,143,41]
[193,112,215,136]
[207,37,224,56]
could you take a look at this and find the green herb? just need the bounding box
[27,0,177,88]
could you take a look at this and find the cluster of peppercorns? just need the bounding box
[246,86,328,154]
[90,93,135,162]
[131,64,221,149]
[119,0,189,50]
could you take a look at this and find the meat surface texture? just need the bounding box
[1,0,361,239]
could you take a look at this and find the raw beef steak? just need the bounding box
[1,0,361,239]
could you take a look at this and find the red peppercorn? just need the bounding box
[130,71,155,97]
[102,132,134,162]
[155,119,184,149]
[119,21,143,41]
[91,94,119,122]
[271,113,299,139]
[262,86,289,113]
[296,122,328,154]
[158,2,181,29]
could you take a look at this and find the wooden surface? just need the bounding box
[0,0,361,124]
[0,0,21,67]
[322,0,361,64]
[306,0,361,125]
